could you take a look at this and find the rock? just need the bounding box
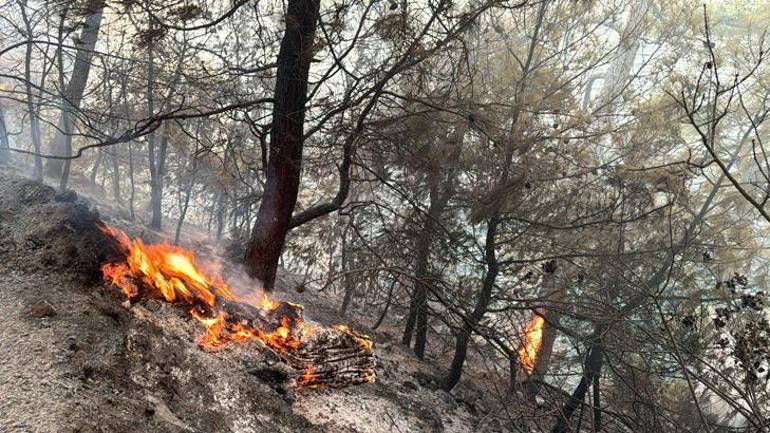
[25,300,57,318]
[402,380,419,391]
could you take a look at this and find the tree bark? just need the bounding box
[175,152,198,244]
[19,2,43,180]
[0,100,9,164]
[89,149,102,183]
[215,193,227,241]
[339,219,355,315]
[45,0,106,179]
[442,218,499,391]
[148,127,168,229]
[552,330,604,433]
[243,0,321,290]
[56,11,73,191]
[128,141,136,220]
[111,148,121,203]
[144,32,169,230]
[533,263,561,377]
[402,178,447,359]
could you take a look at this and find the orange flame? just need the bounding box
[298,365,318,388]
[98,224,374,388]
[518,314,545,375]
[99,225,304,350]
[100,225,235,305]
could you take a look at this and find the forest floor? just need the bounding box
[0,167,535,433]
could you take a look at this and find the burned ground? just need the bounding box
[0,171,515,433]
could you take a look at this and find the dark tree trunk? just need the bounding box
[144,34,167,231]
[551,330,604,433]
[148,129,168,229]
[56,11,73,191]
[244,0,321,290]
[402,129,461,356]
[128,142,136,220]
[402,180,445,359]
[106,80,121,203]
[0,100,9,164]
[175,153,198,244]
[45,0,106,179]
[215,194,227,241]
[118,75,135,219]
[442,218,499,391]
[111,148,121,203]
[90,149,102,183]
[339,218,355,315]
[20,3,43,180]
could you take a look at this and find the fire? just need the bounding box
[98,224,375,387]
[298,365,318,388]
[100,225,236,306]
[518,314,545,375]
[259,294,281,311]
[334,324,373,351]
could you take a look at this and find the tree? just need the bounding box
[45,0,106,183]
[0,99,9,163]
[243,0,322,289]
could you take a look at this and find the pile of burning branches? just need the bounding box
[99,225,375,389]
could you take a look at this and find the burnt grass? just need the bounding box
[0,169,518,433]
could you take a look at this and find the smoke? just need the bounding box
[193,247,268,307]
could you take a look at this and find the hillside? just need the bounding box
[0,170,528,433]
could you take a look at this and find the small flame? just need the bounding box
[298,365,318,388]
[518,314,545,375]
[259,294,281,311]
[334,324,373,351]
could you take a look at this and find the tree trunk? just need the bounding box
[175,153,198,244]
[442,218,499,391]
[594,0,650,113]
[90,149,103,183]
[111,148,121,203]
[533,263,561,377]
[551,330,604,433]
[120,76,135,220]
[243,0,321,290]
[215,194,227,241]
[20,2,43,180]
[106,77,121,203]
[0,100,9,164]
[144,35,169,230]
[148,128,168,230]
[56,11,73,191]
[45,0,106,179]
[128,141,136,220]
[402,179,445,358]
[339,218,355,315]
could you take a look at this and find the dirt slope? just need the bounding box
[0,171,510,433]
